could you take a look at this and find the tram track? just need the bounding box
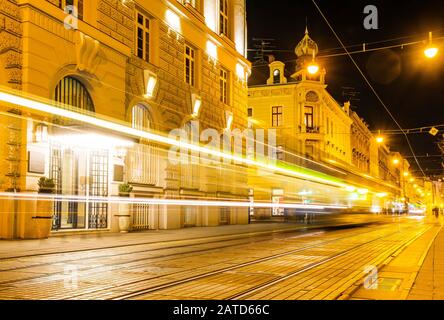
[111,222,423,300]
[0,217,384,261]
[0,219,420,300]
[0,220,381,274]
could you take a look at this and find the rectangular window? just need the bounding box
[136,11,150,62]
[184,44,195,86]
[220,68,229,104]
[219,0,229,36]
[272,189,284,216]
[304,106,314,129]
[272,106,282,127]
[275,145,284,161]
[247,108,253,117]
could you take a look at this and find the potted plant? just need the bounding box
[117,183,133,233]
[30,177,55,239]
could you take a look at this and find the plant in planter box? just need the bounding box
[117,182,133,232]
[118,182,133,197]
[37,177,55,194]
[31,177,55,239]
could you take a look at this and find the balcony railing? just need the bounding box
[299,126,321,134]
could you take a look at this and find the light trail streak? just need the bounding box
[0,89,348,189]
[0,192,349,210]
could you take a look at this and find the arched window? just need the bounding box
[54,76,94,111]
[128,104,159,185]
[132,103,151,131]
[181,121,199,190]
[273,69,280,84]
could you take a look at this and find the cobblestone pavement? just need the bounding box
[408,218,444,300]
[0,215,438,300]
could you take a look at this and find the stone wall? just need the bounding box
[97,0,133,48]
[0,0,22,89]
[0,0,26,192]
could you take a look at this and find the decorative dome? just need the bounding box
[295,27,319,57]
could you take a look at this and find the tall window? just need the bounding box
[136,11,150,62]
[219,0,229,36]
[304,106,314,129]
[132,104,150,131]
[273,69,280,84]
[247,108,253,117]
[275,145,284,160]
[129,104,159,185]
[220,68,229,104]
[54,76,94,112]
[272,106,282,127]
[59,0,83,20]
[184,44,195,86]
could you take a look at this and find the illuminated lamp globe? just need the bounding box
[307,63,319,75]
[424,47,438,59]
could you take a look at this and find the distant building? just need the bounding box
[247,28,414,219]
[350,112,371,173]
[248,28,352,165]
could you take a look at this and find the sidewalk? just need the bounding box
[408,220,444,300]
[346,216,444,300]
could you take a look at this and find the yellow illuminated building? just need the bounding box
[247,29,426,219]
[0,0,250,237]
[249,29,352,164]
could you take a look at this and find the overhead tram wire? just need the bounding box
[310,0,426,178]
[249,34,444,68]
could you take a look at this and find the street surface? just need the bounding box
[0,215,441,300]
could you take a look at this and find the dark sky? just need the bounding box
[246,0,444,177]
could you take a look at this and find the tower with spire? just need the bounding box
[292,27,326,83]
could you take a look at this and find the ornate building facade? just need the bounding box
[247,29,412,219]
[0,0,250,237]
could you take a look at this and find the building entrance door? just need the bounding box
[50,145,108,230]
[184,206,197,227]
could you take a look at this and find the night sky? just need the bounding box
[246,0,444,177]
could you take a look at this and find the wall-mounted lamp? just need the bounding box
[166,9,181,32]
[191,93,202,118]
[225,111,233,131]
[35,123,48,143]
[236,63,245,81]
[206,40,218,63]
[144,70,158,98]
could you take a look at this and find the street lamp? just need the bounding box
[307,51,319,75]
[424,32,439,59]
[375,130,384,144]
[392,158,400,165]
